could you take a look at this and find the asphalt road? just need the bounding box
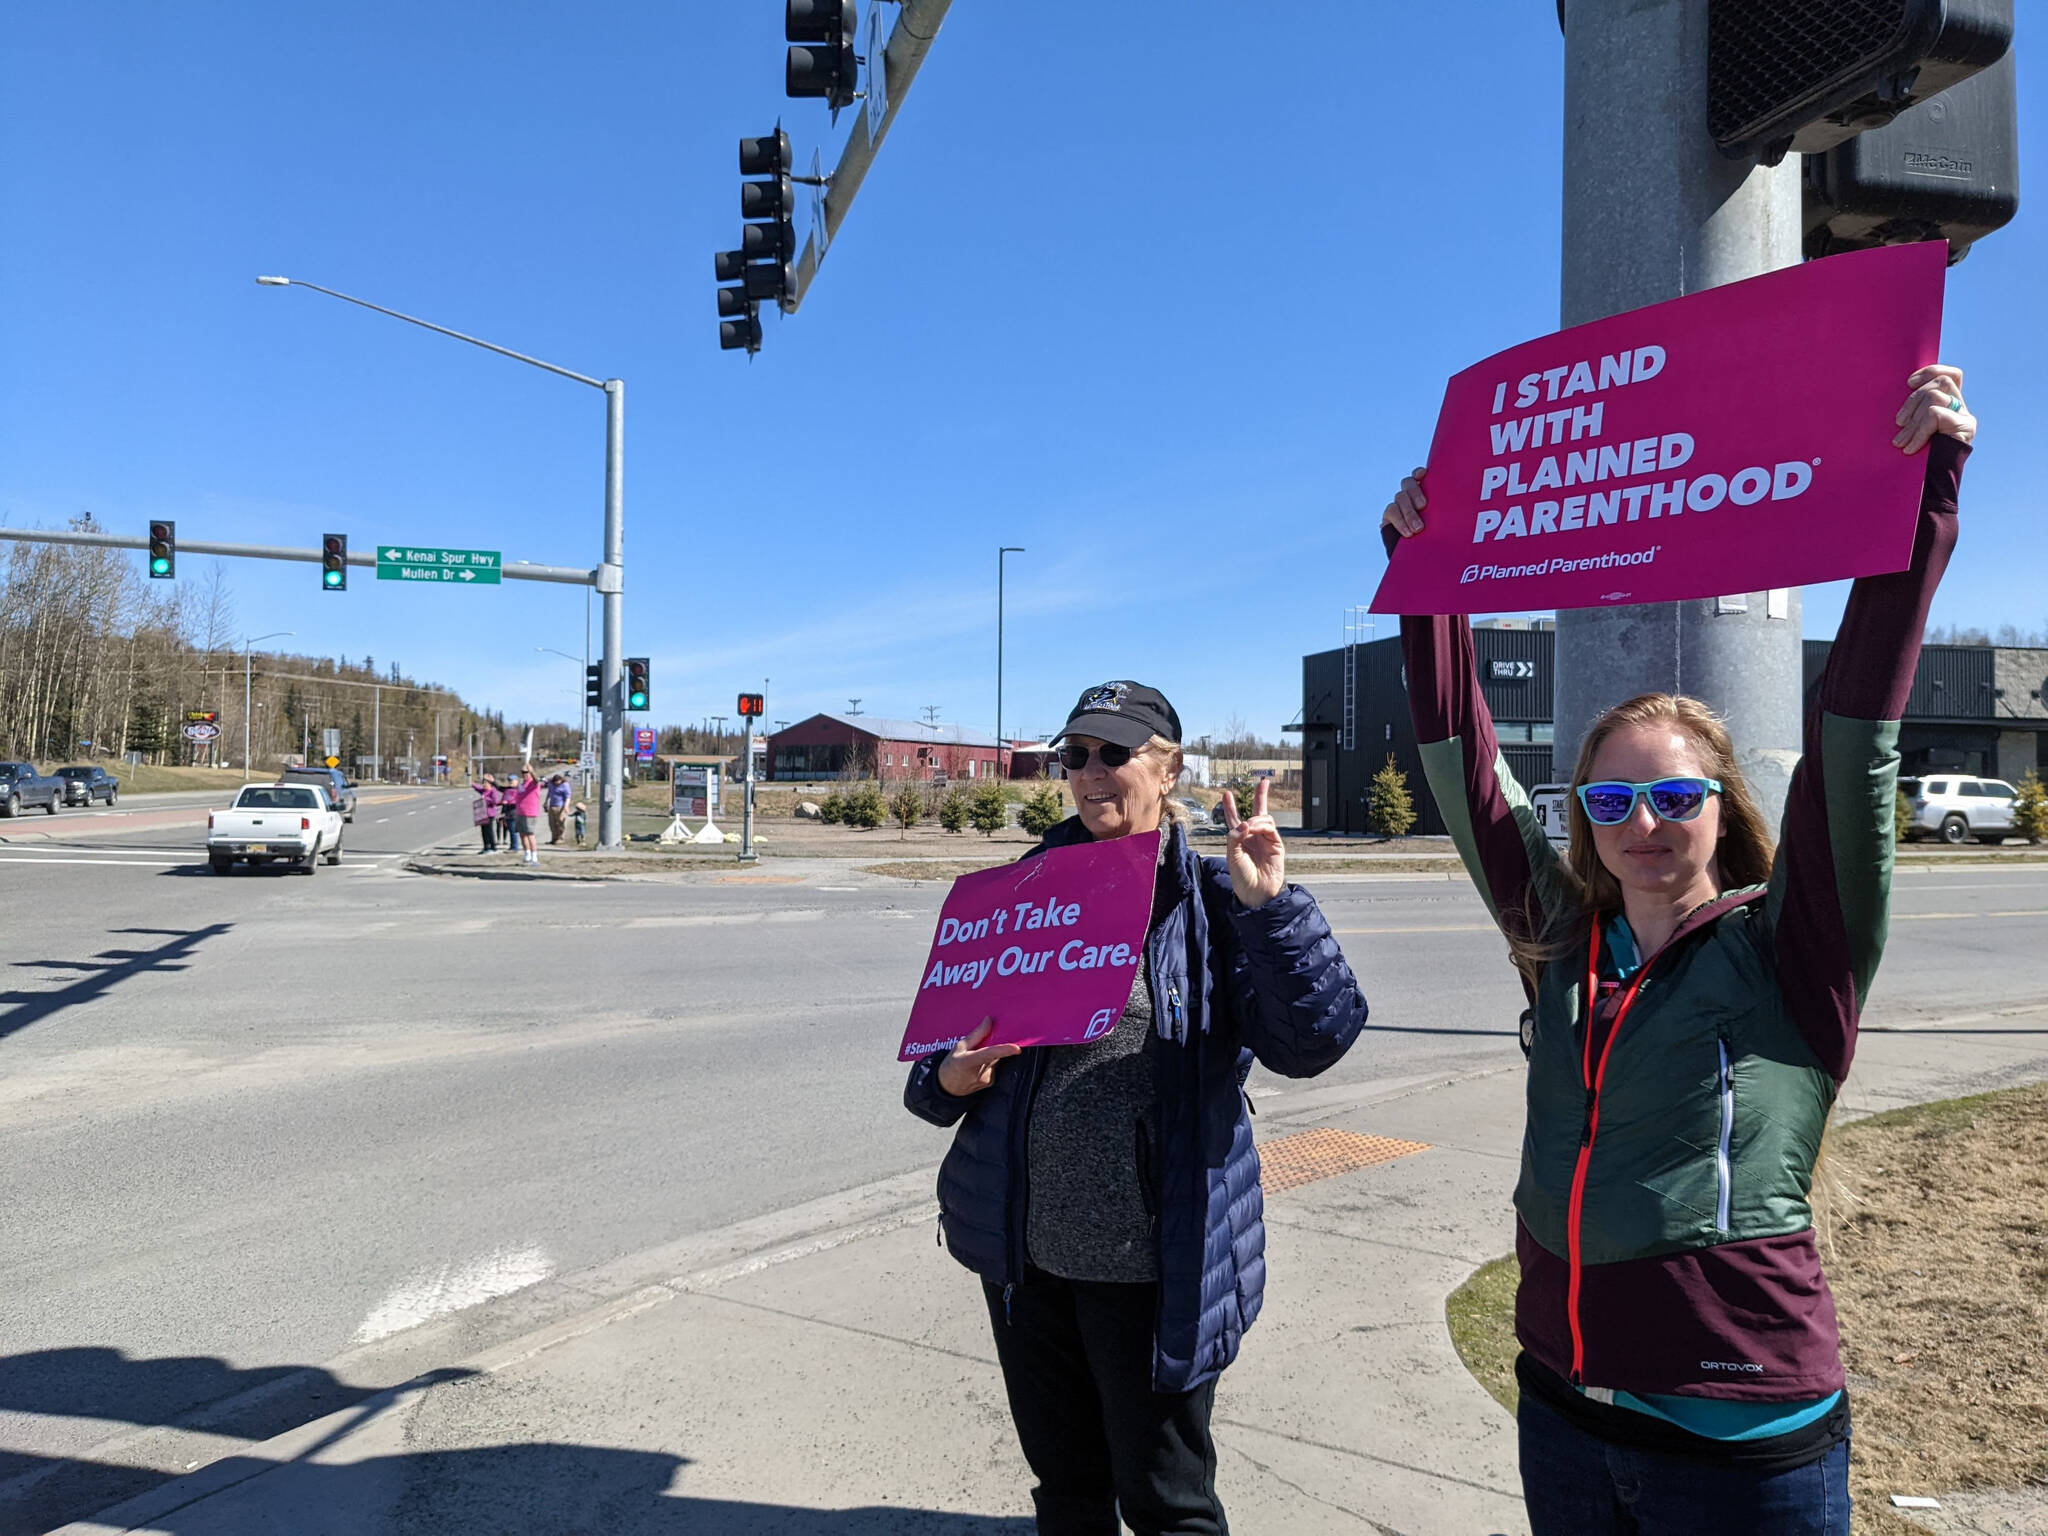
[3,798,2046,1531]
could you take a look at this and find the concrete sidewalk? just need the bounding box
[51,1016,2048,1536]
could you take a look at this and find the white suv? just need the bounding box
[1899,774,2018,845]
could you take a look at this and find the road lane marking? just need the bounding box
[375,816,391,822]
[1333,923,1498,935]
[1892,908,2048,921]
[354,1245,555,1344]
[0,855,191,867]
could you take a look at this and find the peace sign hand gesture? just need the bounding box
[1220,777,1286,910]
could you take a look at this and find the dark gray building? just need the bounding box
[1298,624,1555,836]
[1299,631,2048,836]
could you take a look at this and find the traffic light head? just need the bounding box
[737,692,765,718]
[148,520,176,579]
[739,130,793,179]
[585,665,602,709]
[786,0,859,111]
[322,533,348,591]
[720,311,762,353]
[625,658,651,712]
[1708,0,2013,163]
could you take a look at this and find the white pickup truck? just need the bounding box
[207,783,344,874]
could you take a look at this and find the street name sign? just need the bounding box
[375,546,502,585]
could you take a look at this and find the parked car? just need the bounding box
[0,761,63,817]
[279,765,356,822]
[56,765,119,806]
[207,783,344,874]
[1899,774,2018,845]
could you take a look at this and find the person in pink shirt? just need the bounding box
[511,768,545,865]
[469,774,501,853]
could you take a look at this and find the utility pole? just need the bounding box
[373,685,382,783]
[997,547,1025,781]
[1554,0,1804,826]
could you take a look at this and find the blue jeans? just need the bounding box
[1519,1390,1849,1536]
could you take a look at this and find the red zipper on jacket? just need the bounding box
[1564,918,1653,1385]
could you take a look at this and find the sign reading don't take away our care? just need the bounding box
[896,831,1160,1062]
[375,546,502,585]
[1370,242,1946,615]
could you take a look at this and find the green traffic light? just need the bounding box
[629,691,648,710]
[150,557,170,575]
[324,569,343,587]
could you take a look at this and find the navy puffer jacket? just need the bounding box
[904,816,1368,1392]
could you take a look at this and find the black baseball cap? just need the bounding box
[1051,681,1181,752]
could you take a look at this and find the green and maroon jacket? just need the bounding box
[1396,437,1966,1402]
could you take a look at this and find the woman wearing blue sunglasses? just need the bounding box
[1380,364,1976,1535]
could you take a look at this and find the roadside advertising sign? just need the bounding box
[671,765,719,817]
[182,722,220,742]
[1370,244,1946,615]
[633,728,657,762]
[895,831,1160,1062]
[186,711,219,723]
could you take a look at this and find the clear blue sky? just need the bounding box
[3,6,2041,743]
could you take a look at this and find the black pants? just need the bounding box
[983,1268,1228,1536]
[479,819,496,851]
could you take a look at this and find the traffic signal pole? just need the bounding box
[599,378,627,851]
[1555,0,1805,827]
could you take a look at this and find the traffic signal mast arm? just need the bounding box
[0,526,595,586]
[787,0,952,313]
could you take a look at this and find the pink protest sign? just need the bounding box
[1370,243,1946,615]
[896,831,1160,1062]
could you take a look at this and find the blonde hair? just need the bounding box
[1143,734,1189,824]
[1510,693,1775,974]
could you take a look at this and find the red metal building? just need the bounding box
[764,714,1004,782]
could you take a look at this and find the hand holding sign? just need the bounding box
[938,1017,1021,1098]
[1221,777,1285,910]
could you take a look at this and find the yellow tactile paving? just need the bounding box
[1257,1127,1432,1194]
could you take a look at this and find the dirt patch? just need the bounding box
[860,859,1015,882]
[1822,1083,2048,1532]
[1443,1083,2048,1532]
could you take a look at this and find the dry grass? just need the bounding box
[103,762,252,792]
[1445,1083,2048,1533]
[1823,1083,2048,1532]
[860,859,1014,882]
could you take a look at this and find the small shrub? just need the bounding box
[844,782,888,829]
[1230,779,1257,820]
[1366,755,1417,836]
[890,783,924,834]
[968,779,1009,837]
[939,788,969,833]
[1018,783,1065,837]
[819,792,845,825]
[2011,768,2048,844]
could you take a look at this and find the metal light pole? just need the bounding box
[1555,2,1804,827]
[997,547,1025,780]
[242,630,294,781]
[257,275,628,847]
[536,646,588,774]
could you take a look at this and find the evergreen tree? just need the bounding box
[2011,768,2048,844]
[968,778,1009,837]
[939,788,969,833]
[890,783,924,835]
[1367,754,1417,836]
[1018,783,1065,837]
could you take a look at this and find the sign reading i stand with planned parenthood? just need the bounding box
[895,832,1160,1062]
[1370,243,1946,615]
[374,546,502,585]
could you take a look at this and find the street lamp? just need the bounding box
[537,645,592,790]
[257,274,628,849]
[243,630,294,781]
[997,547,1025,782]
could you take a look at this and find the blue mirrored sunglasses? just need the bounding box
[1576,776,1723,825]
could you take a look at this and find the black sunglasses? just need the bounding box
[1059,742,1134,771]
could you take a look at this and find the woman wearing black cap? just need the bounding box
[905,679,1369,1535]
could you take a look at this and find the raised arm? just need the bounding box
[1383,472,1569,949]
[1768,368,1973,1082]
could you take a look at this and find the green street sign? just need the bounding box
[374,546,502,586]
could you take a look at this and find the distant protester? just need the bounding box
[511,767,544,866]
[469,774,499,853]
[1377,366,1977,1535]
[904,680,1369,1535]
[545,772,571,844]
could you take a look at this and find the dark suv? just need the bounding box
[56,766,119,806]
[280,765,356,822]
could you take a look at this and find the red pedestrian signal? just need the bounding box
[737,693,765,717]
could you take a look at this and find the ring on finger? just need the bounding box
[1946,394,1962,411]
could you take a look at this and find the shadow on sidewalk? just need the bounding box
[0,924,229,1042]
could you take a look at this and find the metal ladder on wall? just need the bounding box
[1341,607,1375,752]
